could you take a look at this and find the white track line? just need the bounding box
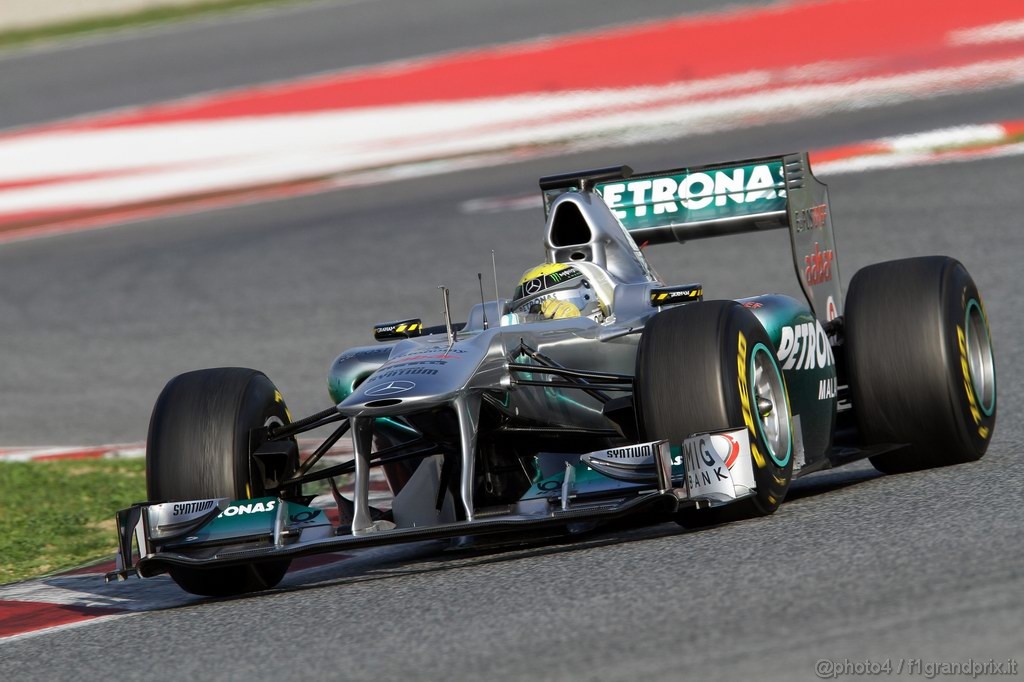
[949,19,1024,46]
[3,56,1023,221]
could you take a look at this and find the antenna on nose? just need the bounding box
[477,273,489,330]
[438,286,456,347]
[491,250,501,315]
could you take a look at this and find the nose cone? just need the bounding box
[337,335,491,417]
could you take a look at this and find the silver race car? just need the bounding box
[108,153,997,596]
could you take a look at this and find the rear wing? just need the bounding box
[539,153,842,324]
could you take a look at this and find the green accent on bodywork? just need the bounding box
[169,497,325,546]
[743,294,836,469]
[327,373,417,435]
[546,387,592,412]
[522,454,688,500]
[595,161,786,231]
[668,445,686,480]
[742,296,804,342]
[514,355,604,420]
[521,460,649,499]
[328,372,367,405]
[375,416,419,435]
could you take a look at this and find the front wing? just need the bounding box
[107,429,755,583]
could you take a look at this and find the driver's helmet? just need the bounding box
[509,263,604,321]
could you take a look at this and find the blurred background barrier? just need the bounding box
[2,0,1023,239]
[1,0,231,31]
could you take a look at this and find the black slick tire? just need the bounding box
[147,367,295,596]
[635,300,794,527]
[844,257,996,474]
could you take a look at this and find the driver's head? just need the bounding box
[510,263,604,321]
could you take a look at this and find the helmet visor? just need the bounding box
[511,280,600,318]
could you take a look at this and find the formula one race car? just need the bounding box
[108,153,997,596]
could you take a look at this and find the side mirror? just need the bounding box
[373,318,423,341]
[649,283,703,306]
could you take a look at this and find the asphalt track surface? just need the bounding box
[1,2,1023,680]
[2,83,1023,447]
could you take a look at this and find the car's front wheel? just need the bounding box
[147,367,296,596]
[635,300,794,527]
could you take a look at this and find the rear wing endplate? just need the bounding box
[539,153,843,324]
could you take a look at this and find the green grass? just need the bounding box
[0,0,312,51]
[0,459,146,583]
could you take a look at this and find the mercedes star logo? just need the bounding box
[524,278,543,295]
[364,380,417,396]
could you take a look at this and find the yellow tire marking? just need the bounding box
[957,324,985,437]
[737,331,767,469]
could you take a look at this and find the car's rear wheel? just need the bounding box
[844,256,996,473]
[635,300,794,527]
[147,367,295,596]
